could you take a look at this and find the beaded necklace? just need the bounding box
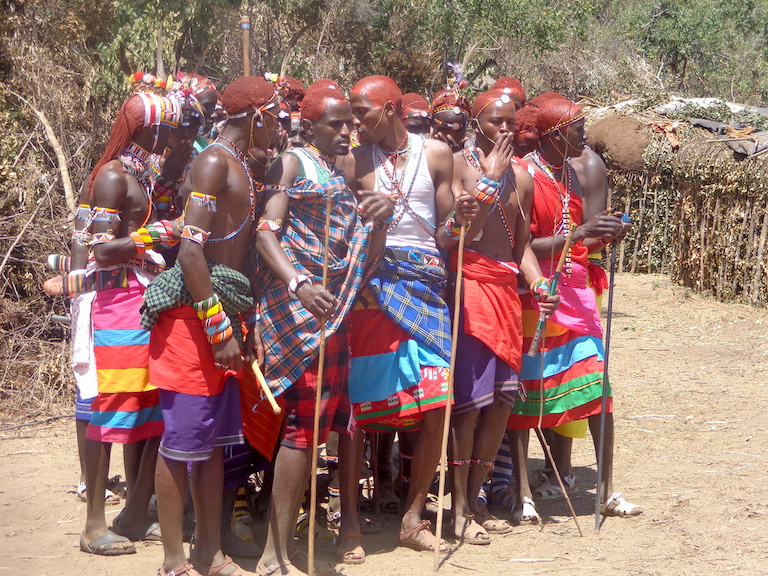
[530,149,572,274]
[118,142,152,196]
[374,134,433,235]
[303,144,336,182]
[463,147,517,249]
[208,135,255,243]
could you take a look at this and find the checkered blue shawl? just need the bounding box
[252,175,373,396]
[367,249,451,363]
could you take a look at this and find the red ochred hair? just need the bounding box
[471,89,515,119]
[301,87,348,122]
[401,92,430,118]
[431,89,472,116]
[492,77,526,107]
[221,76,277,116]
[351,75,402,109]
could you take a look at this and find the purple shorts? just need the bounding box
[158,376,244,462]
[74,390,94,422]
[454,328,519,415]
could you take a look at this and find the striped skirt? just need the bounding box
[508,264,612,430]
[349,288,450,432]
[86,273,163,443]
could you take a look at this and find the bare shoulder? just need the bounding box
[91,160,128,204]
[265,150,301,186]
[423,136,453,162]
[335,150,355,182]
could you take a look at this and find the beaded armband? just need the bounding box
[529,277,550,301]
[472,176,500,205]
[89,230,115,246]
[256,218,283,233]
[181,224,210,246]
[71,228,92,246]
[190,191,217,212]
[74,203,91,221]
[91,206,121,223]
[263,184,287,194]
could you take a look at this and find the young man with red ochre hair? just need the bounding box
[77,92,180,556]
[141,76,280,576]
[401,92,432,135]
[492,76,527,109]
[449,88,559,544]
[346,75,475,553]
[506,93,642,523]
[430,89,472,153]
[246,83,393,575]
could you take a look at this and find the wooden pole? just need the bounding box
[250,360,282,415]
[307,186,333,576]
[241,15,251,76]
[433,225,466,571]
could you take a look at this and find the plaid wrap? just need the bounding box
[140,259,253,343]
[367,248,451,363]
[250,174,373,396]
[281,323,353,448]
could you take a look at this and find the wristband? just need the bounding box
[472,176,500,205]
[530,277,550,301]
[288,274,312,298]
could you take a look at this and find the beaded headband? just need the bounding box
[138,93,181,129]
[472,93,512,120]
[227,93,280,120]
[540,110,586,136]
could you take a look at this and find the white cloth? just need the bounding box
[373,134,437,252]
[71,290,97,400]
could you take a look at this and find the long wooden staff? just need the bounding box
[529,223,583,536]
[527,225,575,357]
[594,238,617,532]
[433,224,466,571]
[307,187,333,576]
[241,15,251,76]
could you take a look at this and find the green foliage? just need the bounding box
[666,101,768,131]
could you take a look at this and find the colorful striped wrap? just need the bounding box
[509,258,612,430]
[251,175,372,397]
[349,250,451,431]
[87,271,163,443]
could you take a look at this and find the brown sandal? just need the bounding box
[159,563,203,576]
[336,530,365,565]
[399,519,451,553]
[207,556,255,576]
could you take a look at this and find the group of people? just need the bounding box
[46,68,643,576]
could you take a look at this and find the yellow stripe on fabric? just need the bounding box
[97,368,155,393]
[522,309,568,337]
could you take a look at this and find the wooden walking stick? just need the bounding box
[307,187,333,576]
[594,215,627,532]
[528,224,583,536]
[241,15,251,76]
[433,223,467,571]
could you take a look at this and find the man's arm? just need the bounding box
[176,150,243,368]
[90,165,136,268]
[255,153,338,322]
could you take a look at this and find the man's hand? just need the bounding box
[538,291,560,318]
[480,132,515,182]
[297,282,338,322]
[455,191,478,224]
[358,190,396,223]
[212,336,244,371]
[243,323,265,370]
[160,139,195,182]
[575,210,628,242]
[433,131,462,153]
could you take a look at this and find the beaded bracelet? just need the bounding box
[472,176,500,205]
[444,214,471,240]
[181,224,210,245]
[71,228,92,246]
[90,231,115,246]
[529,276,550,301]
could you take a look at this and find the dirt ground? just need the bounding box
[1,273,767,576]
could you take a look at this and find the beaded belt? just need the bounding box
[122,257,165,275]
[385,248,445,268]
